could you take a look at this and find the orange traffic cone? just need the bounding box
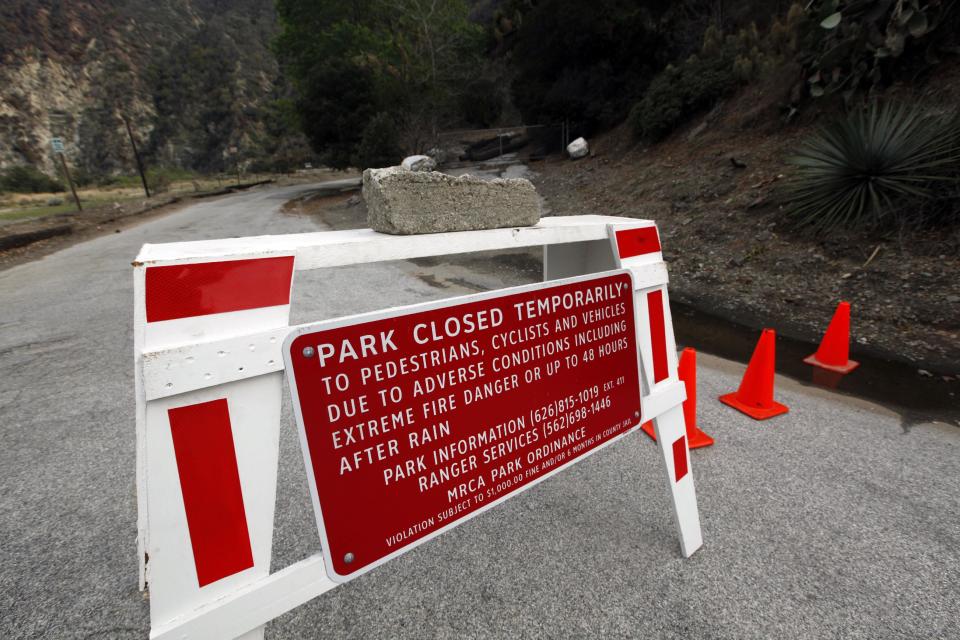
[719,328,789,420]
[803,301,859,374]
[640,419,655,439]
[641,348,714,448]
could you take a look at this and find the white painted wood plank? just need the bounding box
[652,404,703,557]
[150,554,337,640]
[142,326,290,400]
[143,330,688,422]
[136,215,651,267]
[640,380,686,422]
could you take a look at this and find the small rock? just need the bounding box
[841,272,852,279]
[918,369,933,377]
[46,197,64,206]
[400,155,437,172]
[566,137,589,160]
[346,194,361,207]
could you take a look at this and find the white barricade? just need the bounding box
[133,215,702,639]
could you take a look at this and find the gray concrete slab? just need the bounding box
[0,182,957,639]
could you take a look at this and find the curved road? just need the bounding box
[0,181,957,639]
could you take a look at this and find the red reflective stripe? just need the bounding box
[647,290,669,383]
[146,256,294,322]
[615,226,661,259]
[673,435,688,482]
[168,399,254,587]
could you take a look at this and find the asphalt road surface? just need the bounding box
[1,181,957,639]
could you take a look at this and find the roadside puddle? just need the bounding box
[671,301,959,428]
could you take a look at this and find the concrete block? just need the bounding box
[363,167,541,235]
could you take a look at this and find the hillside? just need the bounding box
[0,0,306,177]
[534,59,960,374]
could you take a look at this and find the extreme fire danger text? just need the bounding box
[286,271,642,579]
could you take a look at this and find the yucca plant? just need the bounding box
[785,102,960,234]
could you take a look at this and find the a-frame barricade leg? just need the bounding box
[545,223,703,556]
[134,254,297,639]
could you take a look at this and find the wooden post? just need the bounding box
[57,153,82,212]
[121,113,151,198]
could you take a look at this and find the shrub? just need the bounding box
[785,102,960,234]
[507,0,669,129]
[629,56,736,142]
[351,112,403,170]
[629,16,797,142]
[459,78,504,129]
[0,166,65,193]
[148,168,173,194]
[800,0,958,102]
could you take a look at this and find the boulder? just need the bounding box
[400,154,437,172]
[363,166,541,235]
[566,137,589,159]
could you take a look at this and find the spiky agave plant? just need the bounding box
[786,102,960,234]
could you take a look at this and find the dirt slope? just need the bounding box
[533,64,960,375]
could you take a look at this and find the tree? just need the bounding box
[274,0,483,167]
[353,112,404,169]
[503,0,670,129]
[146,26,246,172]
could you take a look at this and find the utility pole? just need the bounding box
[120,112,150,198]
[51,138,82,211]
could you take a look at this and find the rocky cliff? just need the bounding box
[0,0,303,176]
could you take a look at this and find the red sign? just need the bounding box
[285,271,642,581]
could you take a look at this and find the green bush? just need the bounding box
[629,56,736,142]
[0,166,65,193]
[799,0,958,102]
[785,102,960,234]
[351,112,403,170]
[628,16,793,143]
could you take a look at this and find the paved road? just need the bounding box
[1,182,957,639]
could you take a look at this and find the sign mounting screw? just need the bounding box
[343,552,355,564]
[302,346,315,358]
